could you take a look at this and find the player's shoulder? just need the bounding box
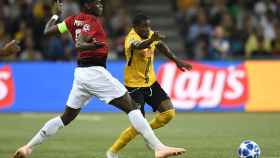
[66,13,93,25]
[69,13,85,21]
[128,29,136,35]
[126,29,139,40]
[66,13,78,19]
[64,14,77,23]
[68,12,90,21]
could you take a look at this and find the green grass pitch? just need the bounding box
[0,112,279,158]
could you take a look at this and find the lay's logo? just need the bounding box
[0,65,15,109]
[157,62,248,111]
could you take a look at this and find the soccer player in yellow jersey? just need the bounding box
[107,13,192,158]
[0,40,20,56]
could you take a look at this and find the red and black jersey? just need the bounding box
[64,12,108,67]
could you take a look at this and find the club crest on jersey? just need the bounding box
[83,24,91,32]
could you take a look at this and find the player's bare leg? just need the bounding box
[110,93,186,158]
[12,106,80,158]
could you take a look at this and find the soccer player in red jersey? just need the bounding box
[12,1,186,158]
[0,40,20,56]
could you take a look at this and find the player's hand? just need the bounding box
[53,0,63,15]
[176,60,192,71]
[2,40,21,55]
[91,38,105,49]
[151,31,165,41]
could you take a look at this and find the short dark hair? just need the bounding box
[132,13,150,26]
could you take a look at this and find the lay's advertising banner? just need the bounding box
[158,62,248,112]
[157,61,280,112]
[0,61,279,112]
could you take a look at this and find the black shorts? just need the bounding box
[126,81,170,115]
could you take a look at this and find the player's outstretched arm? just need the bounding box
[75,34,105,52]
[0,40,20,56]
[157,41,192,71]
[132,31,165,49]
[44,0,63,36]
[44,15,61,36]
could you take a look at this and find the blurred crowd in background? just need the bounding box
[0,0,280,61]
[172,0,280,60]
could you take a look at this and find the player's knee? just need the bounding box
[60,106,80,126]
[61,114,75,126]
[110,93,140,113]
[122,100,139,113]
[129,100,140,111]
[122,94,141,113]
[60,116,72,126]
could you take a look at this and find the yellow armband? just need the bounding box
[57,21,68,34]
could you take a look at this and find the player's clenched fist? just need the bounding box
[151,31,165,41]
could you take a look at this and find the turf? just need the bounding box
[0,113,279,158]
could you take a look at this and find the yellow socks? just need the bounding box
[110,126,138,153]
[109,109,175,153]
[149,109,175,129]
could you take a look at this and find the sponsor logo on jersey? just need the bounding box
[0,65,15,109]
[157,62,248,110]
[74,20,84,27]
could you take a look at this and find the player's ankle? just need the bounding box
[108,148,117,153]
[25,144,33,150]
[154,143,166,150]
